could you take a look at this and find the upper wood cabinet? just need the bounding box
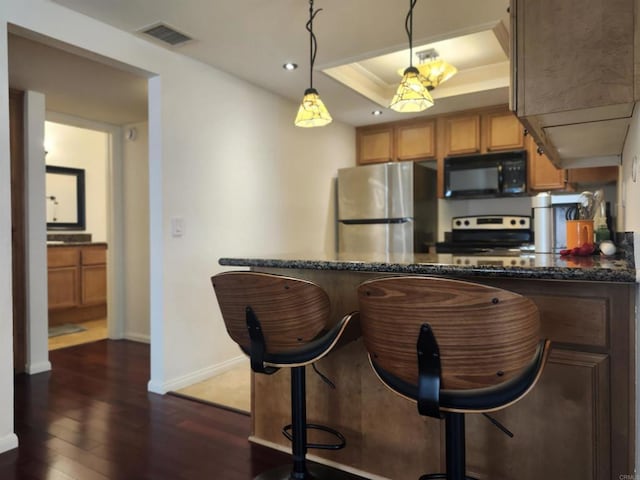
[443,108,525,157]
[357,118,436,165]
[356,126,394,165]
[511,0,637,167]
[442,114,480,157]
[526,133,566,191]
[355,105,619,196]
[484,110,525,152]
[395,119,436,161]
[567,166,619,186]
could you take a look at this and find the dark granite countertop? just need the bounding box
[219,251,637,283]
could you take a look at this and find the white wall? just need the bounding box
[122,121,150,342]
[45,121,108,241]
[24,91,50,375]
[156,72,354,391]
[620,103,640,471]
[0,17,19,455]
[621,107,640,231]
[0,1,357,446]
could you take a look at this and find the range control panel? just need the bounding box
[452,215,531,230]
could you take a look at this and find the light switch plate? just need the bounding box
[171,217,184,237]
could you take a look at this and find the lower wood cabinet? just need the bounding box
[250,270,634,480]
[48,244,107,325]
[474,278,632,480]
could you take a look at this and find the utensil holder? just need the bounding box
[566,220,594,249]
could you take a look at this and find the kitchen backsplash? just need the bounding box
[437,184,618,242]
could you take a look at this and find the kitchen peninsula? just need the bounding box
[219,250,636,480]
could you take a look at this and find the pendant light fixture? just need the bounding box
[415,48,457,90]
[294,0,332,128]
[389,0,434,113]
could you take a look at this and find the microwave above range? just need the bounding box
[444,150,527,199]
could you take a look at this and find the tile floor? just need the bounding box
[174,362,251,413]
[48,318,108,351]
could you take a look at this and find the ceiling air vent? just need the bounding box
[140,23,192,46]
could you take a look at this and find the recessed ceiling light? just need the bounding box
[372,110,383,116]
[283,63,298,71]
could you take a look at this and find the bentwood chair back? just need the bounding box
[211,271,359,480]
[357,276,551,480]
[213,270,330,360]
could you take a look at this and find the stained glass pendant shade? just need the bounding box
[295,0,332,127]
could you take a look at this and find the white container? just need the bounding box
[532,192,553,253]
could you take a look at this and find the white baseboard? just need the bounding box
[123,332,150,344]
[0,433,18,454]
[248,436,388,480]
[147,355,246,395]
[147,379,166,395]
[26,361,52,375]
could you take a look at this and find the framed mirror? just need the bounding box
[46,165,86,230]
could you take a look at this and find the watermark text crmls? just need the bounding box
[619,475,636,480]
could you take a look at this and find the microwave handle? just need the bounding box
[497,164,504,193]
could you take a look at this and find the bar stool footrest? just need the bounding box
[282,423,346,450]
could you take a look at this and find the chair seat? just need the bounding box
[371,340,549,413]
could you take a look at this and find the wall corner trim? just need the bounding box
[0,433,19,454]
[25,361,52,375]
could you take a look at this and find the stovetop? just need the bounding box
[438,214,533,254]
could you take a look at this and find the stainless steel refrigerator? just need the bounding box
[337,161,437,254]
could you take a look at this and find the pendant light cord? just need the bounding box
[405,0,417,68]
[307,0,322,89]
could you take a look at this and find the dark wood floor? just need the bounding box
[0,340,289,480]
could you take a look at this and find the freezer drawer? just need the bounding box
[338,221,414,255]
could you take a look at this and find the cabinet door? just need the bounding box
[81,265,107,305]
[395,120,436,161]
[528,136,565,190]
[357,126,394,164]
[466,349,610,480]
[514,0,634,117]
[48,267,79,309]
[443,114,480,156]
[485,111,525,151]
[567,166,619,185]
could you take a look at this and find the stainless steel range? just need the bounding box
[437,215,533,254]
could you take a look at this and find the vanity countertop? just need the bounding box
[47,242,108,247]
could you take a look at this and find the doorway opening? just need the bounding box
[45,121,110,351]
[8,30,151,369]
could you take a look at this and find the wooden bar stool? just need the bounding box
[357,276,551,480]
[211,271,362,480]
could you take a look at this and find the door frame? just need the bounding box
[10,89,26,374]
